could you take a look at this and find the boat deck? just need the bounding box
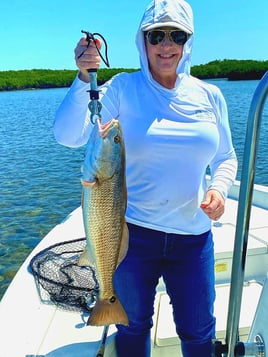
[1,184,268,357]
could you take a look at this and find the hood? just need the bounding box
[135,0,194,90]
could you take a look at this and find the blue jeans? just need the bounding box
[114,223,215,357]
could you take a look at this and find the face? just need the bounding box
[145,27,184,88]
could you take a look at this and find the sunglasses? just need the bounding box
[146,30,189,46]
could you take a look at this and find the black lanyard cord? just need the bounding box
[79,30,110,68]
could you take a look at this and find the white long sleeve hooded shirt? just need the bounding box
[53,0,237,235]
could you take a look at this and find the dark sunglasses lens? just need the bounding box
[147,30,188,45]
[147,30,165,45]
[170,31,188,45]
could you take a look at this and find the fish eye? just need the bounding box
[114,135,121,143]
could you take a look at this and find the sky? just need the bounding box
[0,0,267,71]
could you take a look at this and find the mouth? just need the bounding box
[158,54,175,59]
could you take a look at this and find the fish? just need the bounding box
[78,118,129,327]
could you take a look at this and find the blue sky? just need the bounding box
[0,0,267,71]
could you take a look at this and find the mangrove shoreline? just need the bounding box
[0,59,267,92]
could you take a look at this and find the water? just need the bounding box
[0,80,267,299]
[0,87,84,297]
[210,79,268,178]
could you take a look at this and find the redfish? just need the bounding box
[79,119,129,326]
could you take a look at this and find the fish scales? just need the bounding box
[84,179,125,297]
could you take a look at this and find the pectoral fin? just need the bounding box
[78,247,94,267]
[81,179,96,188]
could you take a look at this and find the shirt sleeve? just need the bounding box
[53,75,93,147]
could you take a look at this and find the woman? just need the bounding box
[53,0,237,356]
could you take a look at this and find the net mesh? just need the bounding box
[29,237,99,312]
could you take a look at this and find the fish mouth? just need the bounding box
[97,118,118,138]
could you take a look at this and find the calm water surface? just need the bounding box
[0,79,268,298]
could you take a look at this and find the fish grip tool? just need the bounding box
[78,30,110,124]
[88,69,102,125]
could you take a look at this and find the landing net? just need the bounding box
[29,238,99,312]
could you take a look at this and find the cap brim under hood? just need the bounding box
[143,21,191,33]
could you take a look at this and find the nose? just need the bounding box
[161,33,173,46]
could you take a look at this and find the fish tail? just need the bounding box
[87,295,129,326]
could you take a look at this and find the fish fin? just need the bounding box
[87,295,129,326]
[77,248,92,267]
[117,220,129,266]
[81,179,96,188]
